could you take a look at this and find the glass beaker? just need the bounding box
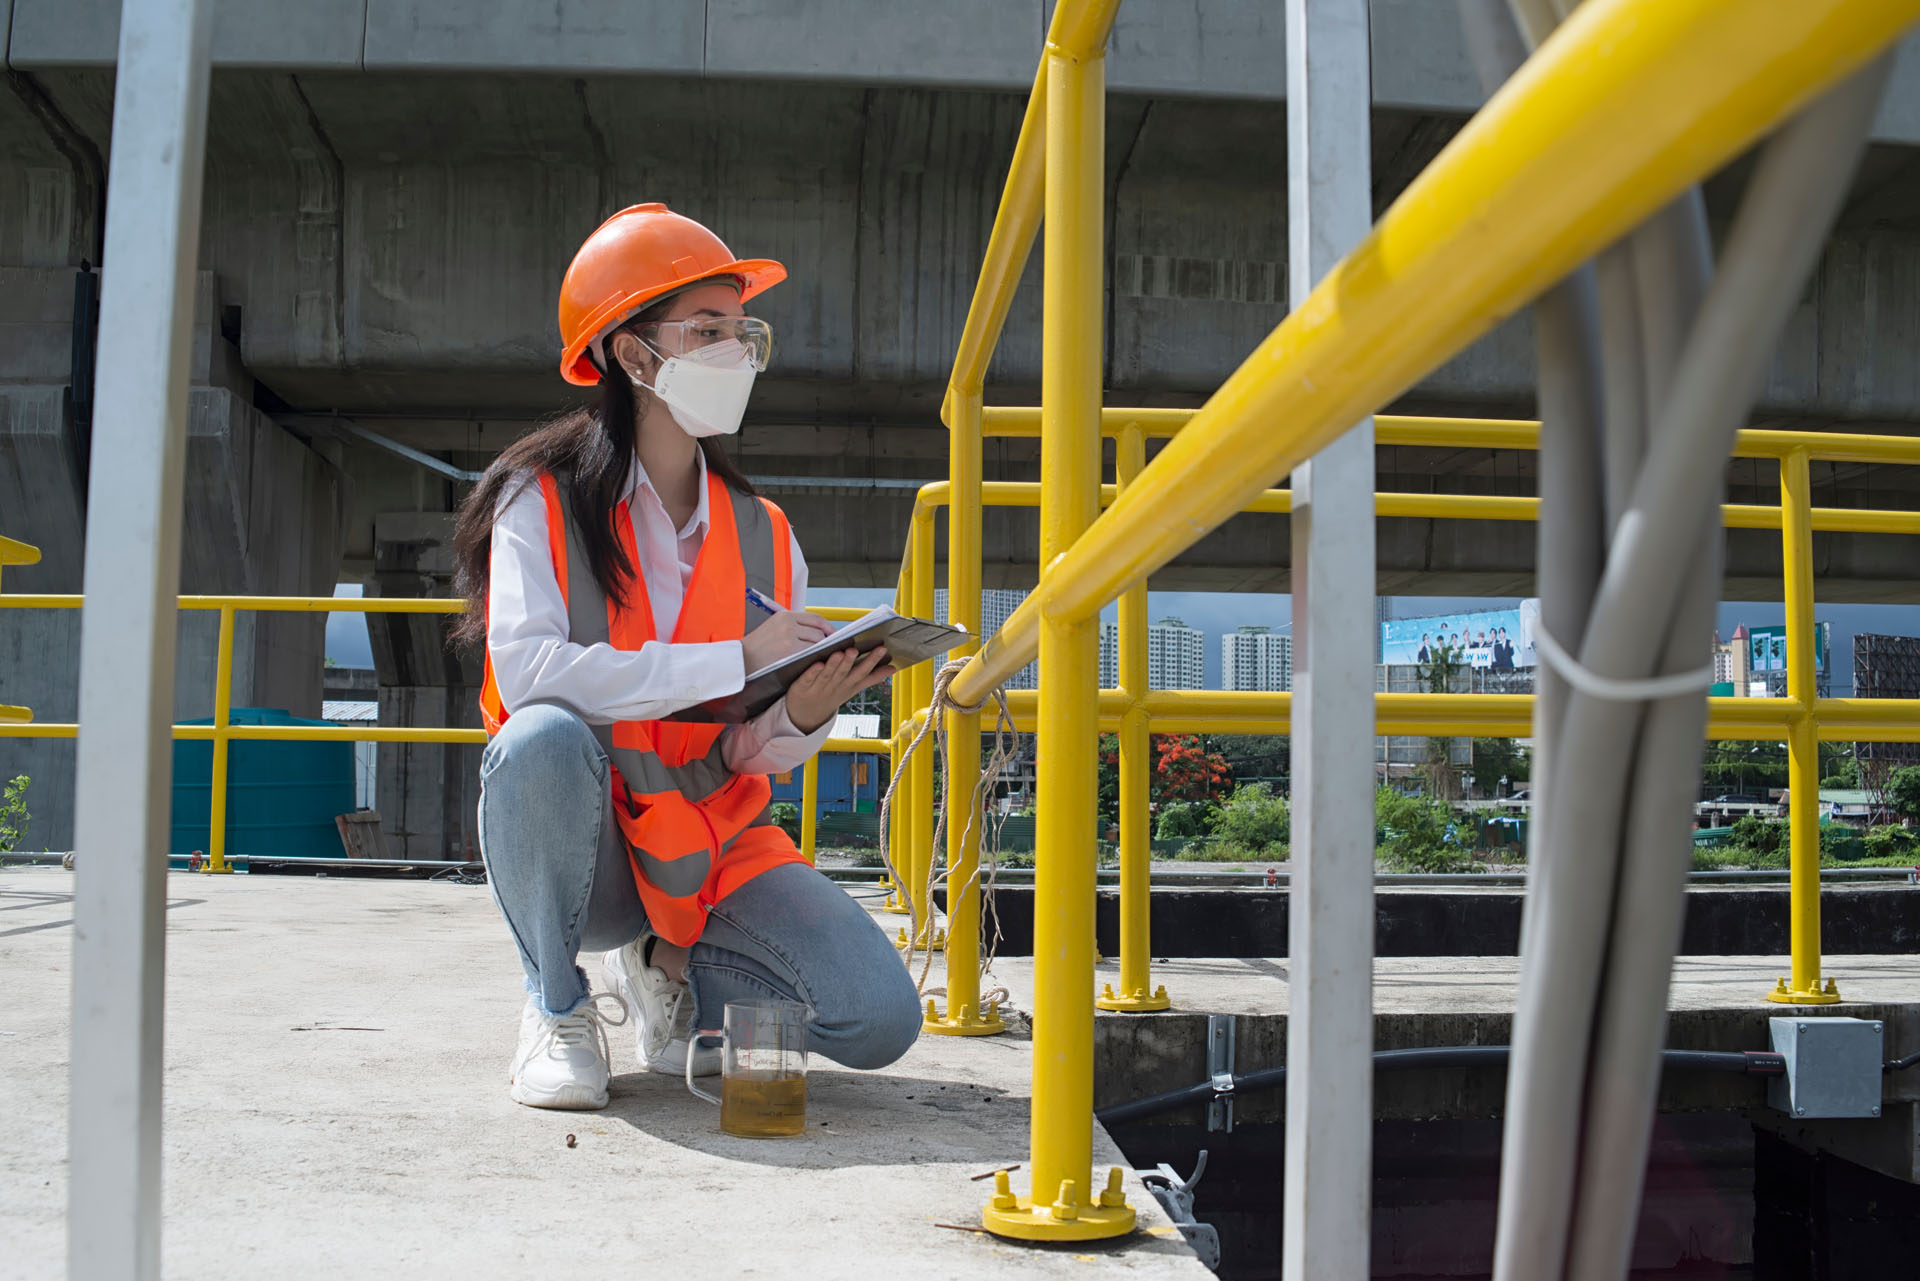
[686,999,810,1138]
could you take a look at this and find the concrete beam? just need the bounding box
[11,3,1920,145]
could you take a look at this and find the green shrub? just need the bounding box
[1172,839,1273,866]
[1863,825,1920,862]
[1374,786,1480,873]
[0,775,27,854]
[1154,800,1220,841]
[769,802,800,839]
[1212,783,1290,854]
[1727,815,1788,857]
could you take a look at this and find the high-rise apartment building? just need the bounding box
[1222,625,1292,692]
[933,588,1037,689]
[1099,617,1206,690]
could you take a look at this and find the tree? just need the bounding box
[1216,734,1290,783]
[1419,645,1466,800]
[1886,765,1920,823]
[1702,740,1788,794]
[1097,733,1233,825]
[1470,739,1530,798]
[1096,734,1121,824]
[1819,743,1858,789]
[1155,735,1233,807]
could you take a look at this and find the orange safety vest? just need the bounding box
[479,468,806,946]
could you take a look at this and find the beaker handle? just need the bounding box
[685,1030,722,1105]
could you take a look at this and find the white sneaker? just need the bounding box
[507,993,626,1110]
[603,931,720,1077]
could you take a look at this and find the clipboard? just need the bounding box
[670,606,969,723]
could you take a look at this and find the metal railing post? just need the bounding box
[1770,447,1840,1004]
[800,754,819,866]
[927,386,1003,1034]
[1100,425,1168,1011]
[67,1,214,1276]
[1283,2,1377,1275]
[983,26,1133,1243]
[203,605,238,873]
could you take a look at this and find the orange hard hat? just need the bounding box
[556,203,785,386]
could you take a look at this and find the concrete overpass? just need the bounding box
[6,1,1920,852]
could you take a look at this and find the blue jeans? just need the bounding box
[476,703,922,1070]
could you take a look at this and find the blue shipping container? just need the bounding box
[170,708,355,860]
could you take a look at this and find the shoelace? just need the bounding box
[538,991,629,1065]
[647,981,689,1060]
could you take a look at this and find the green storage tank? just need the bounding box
[170,708,355,861]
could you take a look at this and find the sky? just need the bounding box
[328,578,1920,694]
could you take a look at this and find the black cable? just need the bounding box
[1886,1050,1920,1074]
[1095,1044,1787,1127]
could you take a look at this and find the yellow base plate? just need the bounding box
[922,999,1005,1036]
[981,1199,1136,1242]
[1768,978,1843,1005]
[1095,983,1170,1012]
[895,925,947,952]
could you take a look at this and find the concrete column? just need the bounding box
[0,271,345,850]
[368,511,482,861]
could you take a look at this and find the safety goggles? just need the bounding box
[633,315,773,371]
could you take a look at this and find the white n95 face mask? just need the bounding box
[631,338,758,438]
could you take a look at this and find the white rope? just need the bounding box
[1531,623,1716,703]
[875,659,1015,1002]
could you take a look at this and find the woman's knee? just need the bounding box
[831,966,924,1070]
[483,703,603,790]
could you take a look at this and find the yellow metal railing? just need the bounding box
[882,0,1920,1244]
[0,535,40,724]
[0,589,878,870]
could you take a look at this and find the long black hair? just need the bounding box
[450,295,756,649]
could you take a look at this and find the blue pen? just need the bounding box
[745,586,781,616]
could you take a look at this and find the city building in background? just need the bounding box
[934,588,1037,689]
[1100,616,1205,689]
[1222,625,1293,692]
[1712,624,1752,695]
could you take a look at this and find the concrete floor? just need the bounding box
[0,868,1207,1281]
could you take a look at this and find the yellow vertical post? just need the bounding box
[982,33,1132,1242]
[1770,447,1838,1004]
[1099,425,1168,1011]
[926,388,1003,1033]
[203,605,237,874]
[901,504,944,952]
[800,755,819,866]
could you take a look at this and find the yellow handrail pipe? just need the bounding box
[949,0,1919,708]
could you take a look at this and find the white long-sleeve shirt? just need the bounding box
[486,447,831,776]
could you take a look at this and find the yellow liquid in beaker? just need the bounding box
[720,1070,807,1138]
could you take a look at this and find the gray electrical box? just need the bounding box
[1768,1016,1884,1119]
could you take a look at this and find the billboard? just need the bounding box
[1746,623,1828,673]
[1381,601,1539,670]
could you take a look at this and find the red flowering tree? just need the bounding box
[1154,735,1233,807]
[1095,733,1234,827]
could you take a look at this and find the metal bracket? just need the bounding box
[1142,1151,1221,1271]
[1206,1013,1236,1133]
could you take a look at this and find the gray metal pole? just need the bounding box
[1283,1,1376,1276]
[67,2,214,1277]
